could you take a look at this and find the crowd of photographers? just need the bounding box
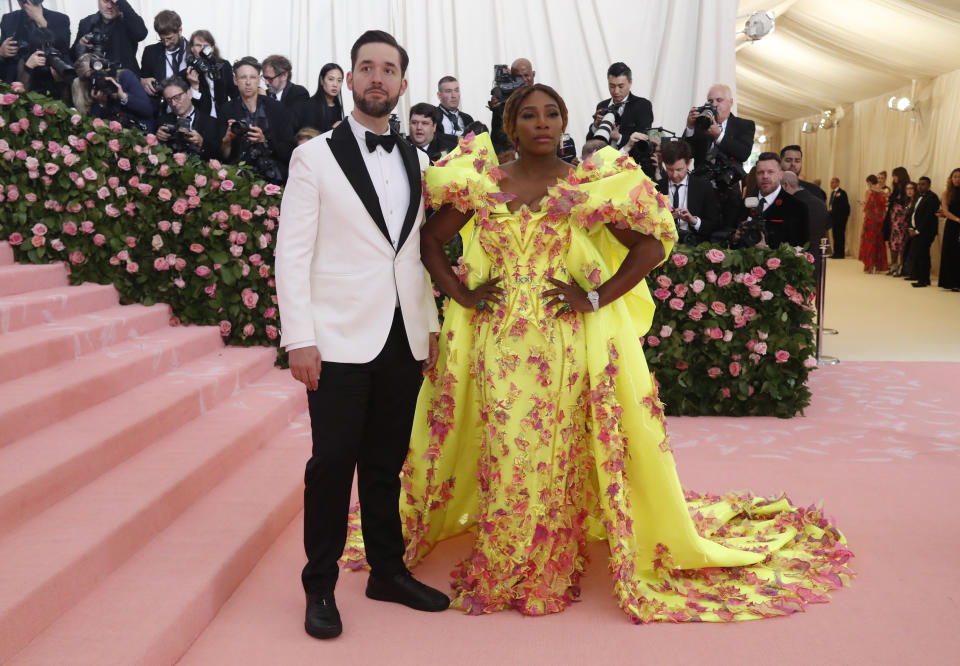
[2,0,835,251]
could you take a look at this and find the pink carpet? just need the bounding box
[178,361,960,666]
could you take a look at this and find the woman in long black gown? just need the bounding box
[937,168,960,291]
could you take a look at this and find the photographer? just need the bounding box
[184,30,236,119]
[683,83,755,234]
[488,57,534,156]
[139,10,189,109]
[156,76,220,160]
[586,62,654,169]
[220,56,294,184]
[0,0,72,98]
[262,55,308,118]
[71,51,154,131]
[405,102,457,163]
[656,140,720,245]
[72,0,147,76]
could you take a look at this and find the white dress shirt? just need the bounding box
[758,185,783,214]
[285,114,411,352]
[669,175,701,231]
[439,107,463,136]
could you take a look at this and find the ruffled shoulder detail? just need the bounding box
[543,146,678,245]
[424,132,515,217]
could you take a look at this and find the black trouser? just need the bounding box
[301,309,422,595]
[832,215,848,257]
[910,234,936,284]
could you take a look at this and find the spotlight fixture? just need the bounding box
[887,96,897,109]
[742,11,776,41]
[896,97,913,112]
[757,134,768,144]
[801,122,817,134]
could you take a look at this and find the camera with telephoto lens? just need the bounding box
[593,108,618,145]
[82,26,109,57]
[692,149,747,188]
[694,103,719,131]
[88,55,119,96]
[185,44,221,81]
[17,34,75,78]
[490,64,526,104]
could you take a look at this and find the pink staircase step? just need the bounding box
[0,263,69,297]
[0,303,173,383]
[0,347,284,534]
[0,242,13,265]
[0,282,120,335]
[0,370,305,663]
[0,325,223,448]
[7,413,310,666]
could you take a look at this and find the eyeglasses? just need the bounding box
[164,91,186,105]
[262,72,284,84]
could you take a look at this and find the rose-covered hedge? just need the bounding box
[1,84,818,416]
[645,243,817,417]
[0,82,281,348]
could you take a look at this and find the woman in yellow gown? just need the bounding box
[346,85,852,623]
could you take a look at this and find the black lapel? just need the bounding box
[326,121,391,245]
[394,130,422,252]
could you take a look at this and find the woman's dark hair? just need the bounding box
[502,83,569,143]
[947,168,960,203]
[189,30,221,61]
[866,174,878,185]
[314,63,344,101]
[891,166,910,191]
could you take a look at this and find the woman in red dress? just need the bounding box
[860,174,889,273]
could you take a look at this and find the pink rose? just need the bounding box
[117,249,129,261]
[138,183,153,196]
[804,356,817,369]
[239,209,253,222]
[729,362,741,377]
[751,266,766,279]
[154,257,170,271]
[31,223,48,236]
[673,284,688,298]
[70,113,81,125]
[108,139,121,152]
[158,220,171,231]
[64,153,79,167]
[50,238,65,252]
[707,327,723,340]
[62,221,78,236]
[671,253,688,267]
[711,301,727,315]
[172,199,188,215]
[31,235,45,248]
[265,325,278,340]
[8,232,23,245]
[126,262,139,274]
[69,251,85,265]
[259,265,270,278]
[267,206,280,218]
[174,258,186,270]
[157,188,172,201]
[264,307,277,319]
[208,158,222,170]
[146,134,158,146]
[656,275,672,288]
[190,243,205,253]
[200,226,211,237]
[646,335,660,347]
[174,278,186,289]
[241,288,259,309]
[249,253,262,266]
[31,103,44,117]
[220,179,235,192]
[766,257,781,270]
[195,174,208,188]
[775,350,790,364]
[93,233,106,246]
[219,320,232,336]
[80,220,94,233]
[705,248,725,264]
[242,323,255,337]
[742,274,757,286]
[659,325,672,337]
[717,271,732,287]
[108,120,122,133]
[705,270,716,283]
[44,162,59,176]
[250,184,263,197]
[195,265,212,277]
[230,245,243,257]
[707,367,722,379]
[205,283,217,298]
[687,308,703,322]
[264,184,282,196]
[117,157,131,171]
[158,164,170,177]
[97,186,110,200]
[668,298,684,311]
[653,288,670,301]
[755,341,768,355]
[690,279,705,294]
[173,152,187,167]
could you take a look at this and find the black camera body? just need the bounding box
[694,103,718,131]
[231,119,251,137]
[82,27,109,58]
[186,45,221,81]
[89,55,119,96]
[160,116,192,135]
[557,133,576,164]
[490,64,526,104]
[692,149,746,189]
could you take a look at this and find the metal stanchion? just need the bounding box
[816,237,839,365]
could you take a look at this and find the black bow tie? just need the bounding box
[365,131,396,153]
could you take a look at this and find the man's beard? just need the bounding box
[354,88,399,119]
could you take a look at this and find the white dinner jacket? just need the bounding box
[275,120,439,363]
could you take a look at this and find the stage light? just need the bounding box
[742,11,776,41]
[888,96,897,109]
[757,134,767,144]
[896,96,913,111]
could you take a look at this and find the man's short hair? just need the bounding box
[233,56,261,75]
[153,10,182,35]
[607,62,631,81]
[158,76,189,95]
[262,55,292,76]
[918,176,931,185]
[779,144,802,158]
[661,140,692,165]
[409,102,438,124]
[757,151,781,165]
[582,139,606,161]
[437,76,457,90]
[350,30,409,76]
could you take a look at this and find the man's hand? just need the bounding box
[624,131,648,150]
[23,1,47,28]
[247,125,266,144]
[608,124,621,144]
[0,38,18,59]
[422,333,439,373]
[488,95,501,109]
[706,119,722,141]
[184,128,203,146]
[289,346,323,391]
[25,51,46,70]
[141,77,157,96]
[686,107,699,130]
[676,207,697,224]
[156,126,171,142]
[185,66,200,87]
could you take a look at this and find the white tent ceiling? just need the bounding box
[735,0,960,128]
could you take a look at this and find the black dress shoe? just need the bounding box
[912,282,929,288]
[366,571,450,611]
[305,593,342,639]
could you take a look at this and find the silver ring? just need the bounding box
[558,294,565,301]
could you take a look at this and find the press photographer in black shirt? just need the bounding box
[488,57,534,157]
[0,0,72,99]
[220,56,294,184]
[156,76,220,160]
[656,140,721,245]
[72,0,147,76]
[184,30,236,119]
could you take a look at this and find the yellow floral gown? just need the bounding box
[344,134,852,623]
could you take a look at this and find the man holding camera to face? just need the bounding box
[71,0,147,76]
[683,83,755,236]
[656,140,721,245]
[0,0,72,99]
[156,76,220,160]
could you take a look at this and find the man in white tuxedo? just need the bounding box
[275,30,448,641]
